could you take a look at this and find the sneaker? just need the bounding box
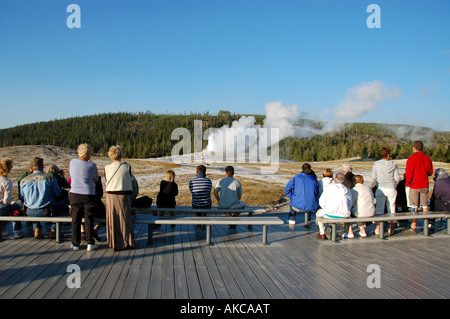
[34,228,44,239]
[14,231,24,239]
[87,244,99,251]
[71,244,80,251]
[342,233,354,239]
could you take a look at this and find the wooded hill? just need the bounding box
[1,111,449,162]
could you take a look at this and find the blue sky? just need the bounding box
[0,0,449,131]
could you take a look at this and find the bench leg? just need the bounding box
[56,222,62,243]
[262,225,268,244]
[248,212,253,230]
[424,219,429,236]
[206,225,211,245]
[331,224,336,242]
[147,224,154,246]
[379,222,384,239]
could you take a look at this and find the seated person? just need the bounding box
[189,165,213,216]
[431,168,450,213]
[156,170,178,227]
[0,158,23,239]
[284,163,319,226]
[214,166,245,224]
[316,173,352,240]
[347,175,375,238]
[20,157,68,239]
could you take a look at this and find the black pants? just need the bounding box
[70,193,98,246]
[193,204,211,217]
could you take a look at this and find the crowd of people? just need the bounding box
[285,141,450,240]
[0,143,246,251]
[0,140,449,249]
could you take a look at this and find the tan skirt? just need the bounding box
[106,193,135,250]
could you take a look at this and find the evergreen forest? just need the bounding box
[0,112,449,162]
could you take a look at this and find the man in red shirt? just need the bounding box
[405,141,433,230]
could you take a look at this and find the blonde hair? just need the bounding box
[354,174,364,184]
[46,163,60,175]
[77,143,92,159]
[0,158,13,177]
[164,170,176,182]
[108,145,123,161]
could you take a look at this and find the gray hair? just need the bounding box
[435,168,448,180]
[334,172,345,184]
[342,163,352,173]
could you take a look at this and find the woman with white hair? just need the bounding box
[69,143,100,251]
[104,145,135,251]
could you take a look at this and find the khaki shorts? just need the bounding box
[408,188,429,208]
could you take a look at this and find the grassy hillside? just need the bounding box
[0,112,449,162]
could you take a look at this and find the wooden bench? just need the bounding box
[317,211,449,242]
[131,206,267,230]
[0,216,72,243]
[134,215,284,245]
[0,207,283,245]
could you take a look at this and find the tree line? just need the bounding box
[0,112,449,162]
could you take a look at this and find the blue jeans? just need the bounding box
[26,207,56,231]
[0,203,22,232]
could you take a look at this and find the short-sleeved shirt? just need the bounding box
[214,177,242,209]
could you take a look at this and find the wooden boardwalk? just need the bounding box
[0,213,449,301]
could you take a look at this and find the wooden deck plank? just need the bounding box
[0,213,448,299]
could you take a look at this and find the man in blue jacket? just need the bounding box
[285,163,319,226]
[20,157,66,239]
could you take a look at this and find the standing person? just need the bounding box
[214,166,245,226]
[316,173,352,240]
[371,147,400,235]
[21,157,64,239]
[405,141,433,231]
[348,175,375,238]
[284,163,319,226]
[0,158,23,239]
[189,165,213,216]
[104,145,135,251]
[69,143,100,251]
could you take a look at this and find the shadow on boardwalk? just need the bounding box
[0,213,449,301]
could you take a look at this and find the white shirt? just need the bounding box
[317,183,352,218]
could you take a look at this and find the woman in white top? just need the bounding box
[104,145,135,251]
[0,158,23,239]
[318,168,334,197]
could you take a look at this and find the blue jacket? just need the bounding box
[285,173,319,212]
[20,171,61,209]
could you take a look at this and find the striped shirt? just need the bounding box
[189,173,212,207]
